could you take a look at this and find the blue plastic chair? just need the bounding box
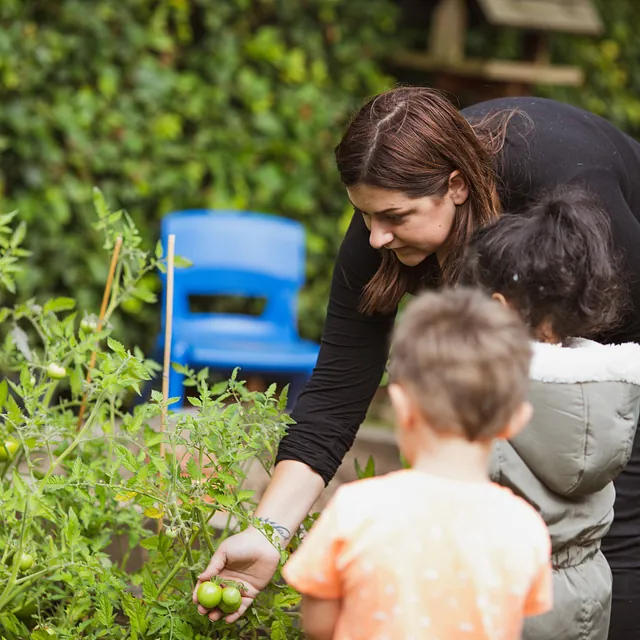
[156,209,319,407]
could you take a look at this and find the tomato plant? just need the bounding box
[0,192,312,639]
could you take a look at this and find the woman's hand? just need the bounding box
[192,526,281,623]
[193,461,325,623]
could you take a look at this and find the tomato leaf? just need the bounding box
[43,297,76,314]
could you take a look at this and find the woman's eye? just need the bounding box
[386,214,406,225]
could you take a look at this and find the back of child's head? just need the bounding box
[459,186,626,342]
[389,287,531,441]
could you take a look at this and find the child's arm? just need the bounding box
[282,492,346,638]
[524,525,553,618]
[301,595,341,640]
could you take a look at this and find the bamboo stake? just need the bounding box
[160,234,176,458]
[158,235,175,534]
[76,236,123,431]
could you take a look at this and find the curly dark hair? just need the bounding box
[459,186,627,342]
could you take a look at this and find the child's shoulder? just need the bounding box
[329,470,426,514]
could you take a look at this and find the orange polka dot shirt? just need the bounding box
[283,470,552,640]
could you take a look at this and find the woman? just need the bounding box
[193,87,640,638]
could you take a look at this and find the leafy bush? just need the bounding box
[0,0,397,350]
[539,0,640,139]
[0,193,312,639]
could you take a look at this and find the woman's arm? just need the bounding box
[254,460,326,542]
[194,214,394,621]
[277,212,397,484]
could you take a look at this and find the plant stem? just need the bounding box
[198,509,216,556]
[183,536,198,587]
[39,391,106,487]
[156,532,195,598]
[0,500,29,611]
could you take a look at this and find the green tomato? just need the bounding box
[0,438,19,461]
[197,581,223,609]
[80,317,99,332]
[18,552,34,571]
[46,363,66,379]
[164,526,179,539]
[218,586,242,614]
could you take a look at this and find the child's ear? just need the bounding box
[498,401,533,440]
[491,292,509,308]
[388,382,416,432]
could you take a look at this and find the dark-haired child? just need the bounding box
[461,186,640,640]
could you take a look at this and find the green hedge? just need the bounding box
[540,0,640,139]
[0,0,397,350]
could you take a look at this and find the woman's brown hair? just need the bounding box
[335,86,515,314]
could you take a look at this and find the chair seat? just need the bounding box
[185,335,319,373]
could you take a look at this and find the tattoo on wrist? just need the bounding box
[257,517,291,541]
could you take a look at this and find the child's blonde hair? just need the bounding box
[389,287,532,440]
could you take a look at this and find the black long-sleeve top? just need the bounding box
[276,97,640,563]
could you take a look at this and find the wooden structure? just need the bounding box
[393,0,603,100]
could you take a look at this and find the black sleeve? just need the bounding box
[276,213,397,485]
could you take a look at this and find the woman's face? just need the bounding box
[347,180,465,267]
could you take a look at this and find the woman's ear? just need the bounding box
[448,170,470,206]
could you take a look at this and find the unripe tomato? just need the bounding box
[218,586,242,614]
[164,526,179,539]
[196,581,222,609]
[46,363,66,379]
[18,552,34,571]
[0,438,19,461]
[80,317,99,332]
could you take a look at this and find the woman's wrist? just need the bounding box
[253,460,325,545]
[255,517,292,543]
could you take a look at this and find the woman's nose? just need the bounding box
[369,221,394,250]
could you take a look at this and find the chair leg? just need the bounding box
[167,361,187,409]
[167,343,189,410]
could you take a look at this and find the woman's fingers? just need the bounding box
[192,548,227,606]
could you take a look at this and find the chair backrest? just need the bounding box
[160,210,307,336]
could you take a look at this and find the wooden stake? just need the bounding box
[76,236,123,431]
[157,235,175,535]
[160,234,176,458]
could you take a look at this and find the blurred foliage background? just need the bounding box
[0,0,397,351]
[0,0,638,354]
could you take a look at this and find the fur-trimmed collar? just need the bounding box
[530,338,640,385]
